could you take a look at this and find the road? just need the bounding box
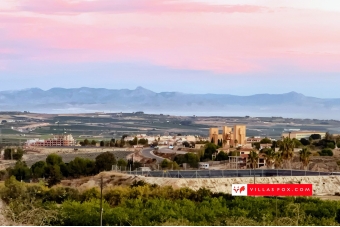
[140,146,188,163]
[140,148,164,162]
[124,169,340,178]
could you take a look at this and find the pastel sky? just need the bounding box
[1,0,340,97]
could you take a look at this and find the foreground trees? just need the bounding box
[0,178,340,226]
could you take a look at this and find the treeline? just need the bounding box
[80,136,149,147]
[1,152,142,187]
[2,147,24,160]
[0,178,340,226]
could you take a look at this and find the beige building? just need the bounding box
[209,125,246,147]
[281,131,326,140]
[25,134,76,147]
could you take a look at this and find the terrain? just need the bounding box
[1,87,340,119]
[1,112,340,147]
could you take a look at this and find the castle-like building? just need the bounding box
[209,125,246,147]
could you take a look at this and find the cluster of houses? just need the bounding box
[124,134,201,147]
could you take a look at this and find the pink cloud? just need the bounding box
[17,0,266,14]
[1,1,340,74]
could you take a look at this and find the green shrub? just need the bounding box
[318,148,334,156]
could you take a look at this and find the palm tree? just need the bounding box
[299,147,312,170]
[279,137,295,169]
[248,150,259,184]
[264,148,276,169]
[274,151,283,169]
[248,150,259,169]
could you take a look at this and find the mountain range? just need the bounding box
[1,87,340,119]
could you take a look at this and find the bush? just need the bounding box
[326,142,335,149]
[318,148,333,156]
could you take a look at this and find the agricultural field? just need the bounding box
[1,111,340,146]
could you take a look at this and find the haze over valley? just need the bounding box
[1,87,340,120]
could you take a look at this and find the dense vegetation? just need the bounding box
[2,152,122,186]
[0,177,340,226]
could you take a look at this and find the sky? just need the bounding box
[1,0,340,98]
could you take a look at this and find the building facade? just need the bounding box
[281,131,326,140]
[26,134,76,147]
[209,125,246,147]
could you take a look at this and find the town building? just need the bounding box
[281,131,326,140]
[25,134,76,147]
[209,125,246,147]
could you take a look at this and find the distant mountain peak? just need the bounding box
[133,86,155,94]
[135,86,148,90]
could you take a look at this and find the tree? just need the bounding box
[309,134,321,140]
[274,152,283,169]
[263,149,276,169]
[161,159,169,169]
[300,138,310,146]
[299,148,312,170]
[160,159,179,170]
[182,141,190,147]
[31,161,47,179]
[9,160,31,181]
[68,157,95,178]
[216,151,228,161]
[84,139,90,146]
[203,143,218,161]
[46,153,63,166]
[278,137,295,169]
[292,138,303,148]
[95,152,117,173]
[253,142,261,150]
[4,147,24,160]
[117,159,127,168]
[247,150,259,169]
[260,137,271,144]
[132,137,138,145]
[138,138,148,145]
[91,140,97,146]
[184,153,199,168]
[120,138,125,147]
[13,148,24,160]
[45,165,63,187]
[133,161,142,170]
[100,141,105,147]
[336,208,340,224]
